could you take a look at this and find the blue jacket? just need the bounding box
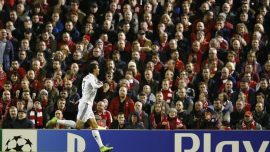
[2,40,14,72]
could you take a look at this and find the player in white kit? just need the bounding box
[47,62,113,152]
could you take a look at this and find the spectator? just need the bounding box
[13,109,34,129]
[209,98,231,124]
[0,28,14,72]
[175,100,189,126]
[43,78,59,104]
[131,101,149,129]
[200,108,221,129]
[110,112,127,129]
[256,78,270,102]
[46,110,67,129]
[0,90,12,119]
[126,111,145,129]
[188,101,205,129]
[140,69,159,94]
[125,69,140,96]
[8,60,26,79]
[172,87,194,113]
[167,108,185,130]
[142,84,156,104]
[53,98,69,119]
[138,91,153,116]
[2,106,17,128]
[37,89,52,119]
[150,102,169,129]
[28,100,47,129]
[51,12,64,37]
[94,101,112,129]
[21,89,33,111]
[218,92,234,113]
[236,111,262,130]
[58,89,77,120]
[235,77,256,109]
[31,59,46,81]
[26,70,42,94]
[16,100,26,112]
[151,91,170,115]
[161,79,174,105]
[252,102,270,130]
[18,50,31,71]
[104,59,124,83]
[109,86,135,121]
[96,81,115,103]
[0,64,7,90]
[60,21,80,43]
[230,99,245,129]
[256,92,270,115]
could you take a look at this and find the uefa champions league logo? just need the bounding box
[5,135,33,152]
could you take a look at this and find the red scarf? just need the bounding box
[241,120,256,130]
[29,108,43,127]
[41,99,48,107]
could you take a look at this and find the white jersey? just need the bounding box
[80,73,103,104]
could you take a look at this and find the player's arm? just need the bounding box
[91,79,103,89]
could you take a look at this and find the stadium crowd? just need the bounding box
[1,0,270,130]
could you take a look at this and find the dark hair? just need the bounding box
[214,98,221,103]
[89,62,98,73]
[17,100,26,105]
[118,112,125,116]
[4,81,12,85]
[260,78,269,83]
[256,92,265,99]
[70,0,79,4]
[57,98,66,103]
[139,92,146,96]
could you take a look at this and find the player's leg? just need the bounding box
[88,111,113,152]
[58,119,77,128]
[46,101,86,129]
[75,101,89,129]
[75,119,84,129]
[46,116,77,129]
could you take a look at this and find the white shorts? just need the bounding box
[77,101,94,123]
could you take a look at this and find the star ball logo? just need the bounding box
[2,129,37,152]
[5,135,33,152]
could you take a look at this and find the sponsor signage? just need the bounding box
[37,130,270,152]
[1,130,270,152]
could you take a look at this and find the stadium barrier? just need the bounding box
[1,129,270,152]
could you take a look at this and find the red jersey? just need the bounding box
[94,110,113,128]
[162,89,173,104]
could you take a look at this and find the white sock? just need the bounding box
[92,130,104,148]
[57,120,76,128]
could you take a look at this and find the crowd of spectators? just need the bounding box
[1,0,270,130]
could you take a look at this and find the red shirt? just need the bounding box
[0,100,11,118]
[150,112,169,129]
[109,96,135,119]
[8,68,26,79]
[103,41,113,59]
[175,59,185,72]
[162,89,173,104]
[189,50,203,73]
[154,62,163,72]
[94,110,113,128]
[0,71,7,90]
[168,117,184,130]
